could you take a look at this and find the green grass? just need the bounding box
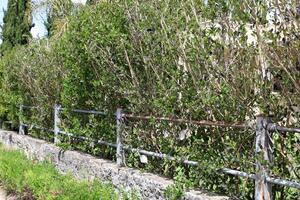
[0,144,134,200]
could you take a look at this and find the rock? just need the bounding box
[0,130,229,200]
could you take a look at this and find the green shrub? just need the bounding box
[0,0,299,199]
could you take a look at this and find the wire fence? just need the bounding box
[1,104,300,200]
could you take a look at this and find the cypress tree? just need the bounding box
[44,0,73,37]
[1,0,33,53]
[44,11,54,37]
[86,0,97,5]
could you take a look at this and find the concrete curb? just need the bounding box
[0,130,229,200]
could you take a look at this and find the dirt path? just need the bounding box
[0,188,7,200]
[0,188,16,200]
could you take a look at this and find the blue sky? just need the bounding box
[0,0,47,39]
[0,0,8,28]
[0,0,87,40]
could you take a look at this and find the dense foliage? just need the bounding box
[43,0,74,37]
[0,0,299,199]
[1,0,33,53]
[0,144,136,199]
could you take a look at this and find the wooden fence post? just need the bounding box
[116,108,125,167]
[19,105,25,135]
[255,115,273,200]
[54,104,61,144]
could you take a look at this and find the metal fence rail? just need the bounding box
[58,130,117,148]
[60,108,107,116]
[22,123,54,133]
[221,168,300,190]
[267,123,300,133]
[8,104,300,200]
[123,113,249,129]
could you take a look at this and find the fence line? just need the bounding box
[267,123,300,133]
[61,108,107,116]
[221,168,300,189]
[123,113,249,129]
[22,105,39,109]
[58,130,117,148]
[5,104,300,200]
[22,123,54,133]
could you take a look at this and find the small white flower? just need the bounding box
[178,92,182,101]
[163,130,170,138]
[140,155,148,164]
[90,141,95,148]
[178,57,185,66]
[179,128,192,140]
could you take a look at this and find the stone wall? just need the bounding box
[0,130,229,200]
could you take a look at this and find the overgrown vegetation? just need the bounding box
[1,0,33,54]
[0,0,299,199]
[0,144,133,200]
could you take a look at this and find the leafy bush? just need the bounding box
[0,0,299,199]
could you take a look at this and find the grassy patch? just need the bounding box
[0,144,132,200]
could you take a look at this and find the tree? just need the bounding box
[42,0,73,38]
[1,0,34,53]
[44,10,54,37]
[86,0,97,5]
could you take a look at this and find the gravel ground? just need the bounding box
[0,187,17,200]
[0,188,7,200]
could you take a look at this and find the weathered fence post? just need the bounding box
[54,104,61,144]
[255,115,273,200]
[19,105,25,135]
[116,108,125,167]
